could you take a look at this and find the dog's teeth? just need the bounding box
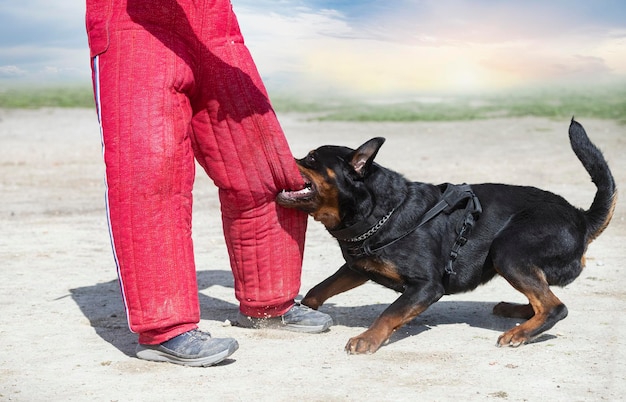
[295,188,311,195]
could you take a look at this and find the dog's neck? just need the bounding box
[328,204,394,242]
[329,171,407,242]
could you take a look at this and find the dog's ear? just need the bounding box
[349,137,386,177]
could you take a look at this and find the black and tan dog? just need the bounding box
[277,119,616,354]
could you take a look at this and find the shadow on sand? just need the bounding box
[70,269,238,357]
[71,269,552,356]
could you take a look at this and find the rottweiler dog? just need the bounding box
[276,119,616,354]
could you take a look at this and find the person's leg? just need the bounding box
[189,0,330,331]
[190,59,307,317]
[92,26,238,362]
[191,102,331,332]
[93,29,199,345]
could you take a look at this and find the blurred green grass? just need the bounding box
[271,86,626,123]
[0,85,95,109]
[1,84,624,123]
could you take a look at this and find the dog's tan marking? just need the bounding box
[588,190,617,243]
[354,259,402,283]
[496,266,567,347]
[346,302,430,354]
[302,264,369,310]
[303,167,341,228]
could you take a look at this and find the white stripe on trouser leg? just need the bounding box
[92,55,134,333]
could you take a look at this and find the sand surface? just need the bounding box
[1,108,625,401]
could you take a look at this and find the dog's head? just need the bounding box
[276,137,386,229]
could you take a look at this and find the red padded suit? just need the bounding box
[86,0,307,344]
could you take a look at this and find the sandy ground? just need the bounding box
[1,108,625,401]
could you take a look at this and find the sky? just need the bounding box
[1,0,625,96]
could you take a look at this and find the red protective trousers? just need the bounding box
[86,0,307,344]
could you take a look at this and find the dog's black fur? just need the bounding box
[277,119,616,354]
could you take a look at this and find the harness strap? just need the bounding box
[344,184,482,276]
[445,191,482,275]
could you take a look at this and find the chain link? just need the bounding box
[345,209,395,243]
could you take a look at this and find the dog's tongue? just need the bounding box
[277,171,314,203]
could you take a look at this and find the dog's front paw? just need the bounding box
[345,331,385,354]
[301,295,321,310]
[496,329,529,347]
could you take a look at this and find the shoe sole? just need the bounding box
[235,314,333,334]
[282,322,332,333]
[136,340,239,367]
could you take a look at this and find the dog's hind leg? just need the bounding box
[489,208,583,346]
[495,265,568,347]
[302,263,368,309]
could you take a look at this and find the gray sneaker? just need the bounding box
[135,329,238,367]
[235,303,333,333]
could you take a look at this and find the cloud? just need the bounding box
[0,1,86,48]
[0,65,27,78]
[1,0,625,94]
[0,0,88,85]
[235,1,626,95]
[0,43,90,84]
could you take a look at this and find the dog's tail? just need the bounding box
[569,118,617,242]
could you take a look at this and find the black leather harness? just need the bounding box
[329,183,482,275]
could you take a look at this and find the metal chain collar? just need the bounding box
[344,209,395,243]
